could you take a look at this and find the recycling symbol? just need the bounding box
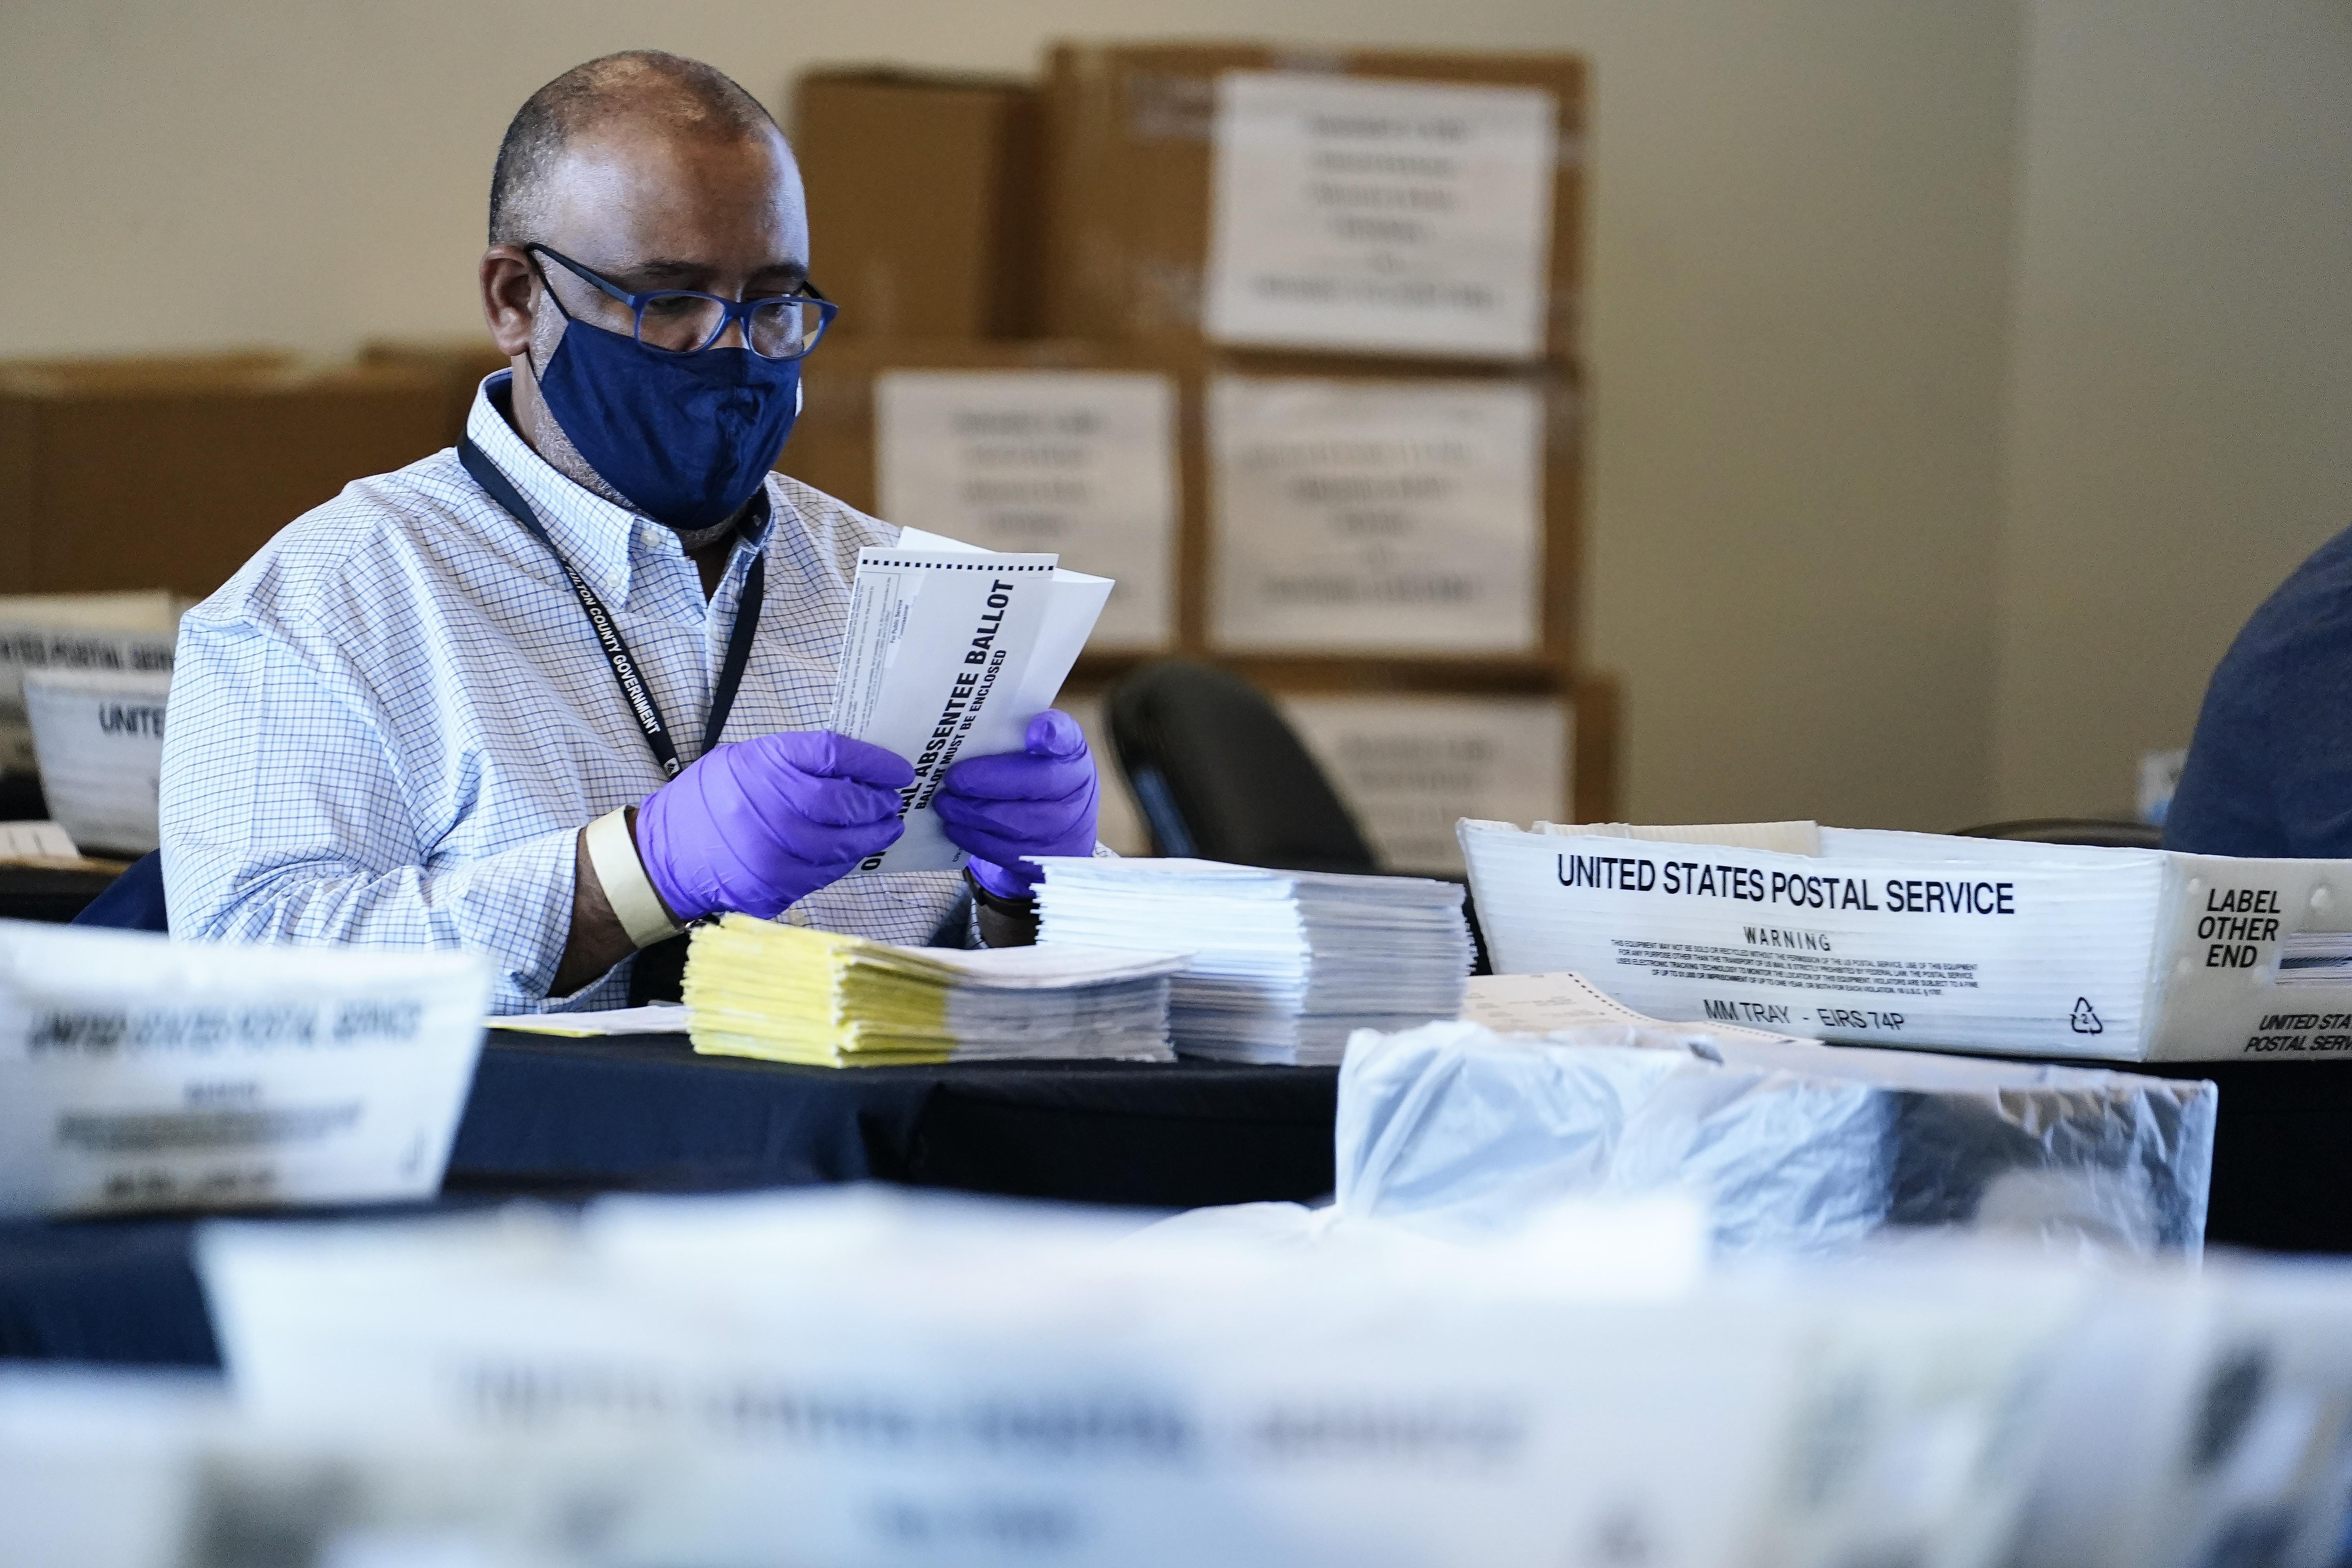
[2069,997,2104,1035]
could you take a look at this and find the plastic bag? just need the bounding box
[1334,1020,2215,1256]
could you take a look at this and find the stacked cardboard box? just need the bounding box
[1038,43,1585,361]
[360,339,511,448]
[779,336,1194,655]
[1046,42,1599,861]
[792,70,1044,342]
[0,355,444,599]
[779,48,1609,862]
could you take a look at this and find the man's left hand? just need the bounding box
[935,710,1099,901]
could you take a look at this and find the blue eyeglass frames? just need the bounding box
[526,243,837,360]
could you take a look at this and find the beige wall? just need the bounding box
[1571,5,2018,831]
[8,2,2336,833]
[1993,0,2352,818]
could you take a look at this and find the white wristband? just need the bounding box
[584,807,684,949]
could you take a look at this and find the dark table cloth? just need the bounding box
[0,1199,501,1368]
[447,1031,1340,1207]
[0,1037,1339,1365]
[0,863,118,924]
[6,1031,2348,1370]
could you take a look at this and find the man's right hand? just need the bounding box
[633,730,914,922]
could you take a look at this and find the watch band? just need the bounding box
[584,807,684,950]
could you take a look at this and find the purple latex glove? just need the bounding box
[633,730,914,921]
[934,710,1099,900]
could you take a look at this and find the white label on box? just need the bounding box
[1282,695,1568,875]
[1204,71,1556,360]
[0,922,491,1217]
[1058,693,1152,856]
[24,669,171,856]
[1210,375,1543,652]
[1462,822,2174,1058]
[876,371,1178,650]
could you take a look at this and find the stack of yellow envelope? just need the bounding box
[682,915,1189,1068]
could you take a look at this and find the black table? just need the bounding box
[9,1033,2351,1369]
[450,1031,1341,1209]
[0,1199,507,1367]
[0,863,118,924]
[0,772,46,823]
[0,1040,1339,1366]
[0,1214,225,1365]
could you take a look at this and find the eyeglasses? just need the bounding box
[526,243,836,359]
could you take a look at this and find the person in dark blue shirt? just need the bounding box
[2167,526,2352,857]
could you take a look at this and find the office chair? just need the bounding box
[1104,661,1379,873]
[1953,818,2163,850]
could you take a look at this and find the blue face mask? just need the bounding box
[531,317,802,534]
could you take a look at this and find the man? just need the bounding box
[159,51,1098,1011]
[2166,526,2352,857]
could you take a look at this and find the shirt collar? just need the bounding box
[465,370,769,607]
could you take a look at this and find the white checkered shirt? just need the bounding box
[160,372,967,1013]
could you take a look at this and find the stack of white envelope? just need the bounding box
[1032,857,1474,1065]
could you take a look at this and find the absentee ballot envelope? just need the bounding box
[0,921,491,1217]
[829,529,1112,874]
[1462,818,2352,1063]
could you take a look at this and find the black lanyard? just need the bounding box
[459,438,766,778]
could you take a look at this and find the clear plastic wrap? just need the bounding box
[1335,1020,2216,1256]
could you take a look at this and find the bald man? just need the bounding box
[158,53,1100,1011]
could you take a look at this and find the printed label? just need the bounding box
[1210,375,1544,652]
[877,372,1178,650]
[1205,72,1556,359]
[1281,695,1566,873]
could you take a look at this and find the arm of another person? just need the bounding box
[2168,586,2352,859]
[160,610,620,1010]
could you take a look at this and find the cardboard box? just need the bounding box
[1240,664,1616,825]
[1041,42,1586,363]
[1065,666,1620,860]
[1200,354,1582,664]
[0,356,444,598]
[778,338,1194,652]
[1276,690,1571,874]
[361,338,510,448]
[791,69,1044,341]
[779,338,1125,512]
[786,343,1581,668]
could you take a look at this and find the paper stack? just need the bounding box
[681,913,1184,1067]
[1033,857,1474,1065]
